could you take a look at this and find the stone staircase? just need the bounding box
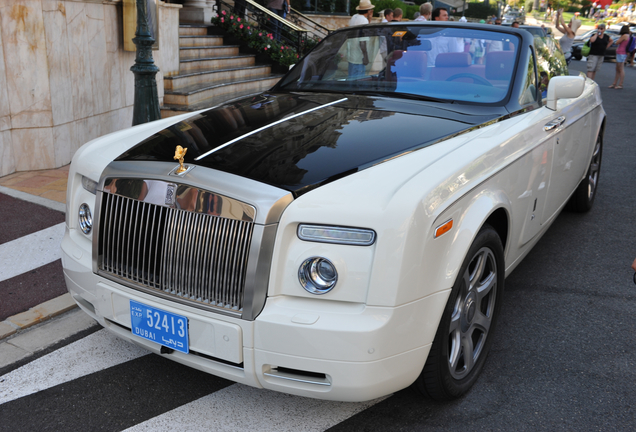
[160,24,285,118]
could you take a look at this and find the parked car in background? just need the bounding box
[503,9,525,24]
[572,29,620,60]
[62,22,605,403]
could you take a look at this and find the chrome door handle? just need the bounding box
[544,116,566,131]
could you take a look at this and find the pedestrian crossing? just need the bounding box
[0,222,65,282]
[0,328,385,431]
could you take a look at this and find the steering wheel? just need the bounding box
[445,73,493,87]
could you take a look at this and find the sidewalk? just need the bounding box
[0,165,77,342]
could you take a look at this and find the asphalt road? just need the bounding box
[0,59,635,431]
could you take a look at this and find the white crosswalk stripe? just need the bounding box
[0,222,65,282]
[125,384,384,432]
[0,329,149,404]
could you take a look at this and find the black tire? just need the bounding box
[567,133,602,213]
[415,224,504,401]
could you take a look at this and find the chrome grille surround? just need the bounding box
[98,179,254,314]
[93,161,294,320]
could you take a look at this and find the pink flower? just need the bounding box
[237,17,241,22]
[258,32,262,36]
[264,47,268,50]
[240,24,243,28]
[221,17,224,22]
[230,15,234,19]
[222,10,226,15]
[247,26,251,30]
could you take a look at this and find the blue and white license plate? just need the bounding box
[130,300,189,354]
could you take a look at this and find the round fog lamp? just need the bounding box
[78,203,93,235]
[299,257,338,294]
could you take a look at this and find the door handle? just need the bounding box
[544,116,566,132]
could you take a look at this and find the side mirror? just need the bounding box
[545,75,585,111]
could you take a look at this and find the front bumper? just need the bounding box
[62,230,447,402]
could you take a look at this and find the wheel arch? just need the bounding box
[427,189,511,300]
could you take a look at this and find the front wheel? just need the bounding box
[415,224,504,401]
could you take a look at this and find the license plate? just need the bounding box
[130,300,189,354]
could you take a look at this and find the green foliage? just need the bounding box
[525,0,533,13]
[464,1,497,19]
[371,0,419,20]
[212,11,308,66]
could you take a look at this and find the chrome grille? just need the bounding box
[98,192,254,312]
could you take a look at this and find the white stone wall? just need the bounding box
[0,0,181,176]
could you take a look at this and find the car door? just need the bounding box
[538,47,594,224]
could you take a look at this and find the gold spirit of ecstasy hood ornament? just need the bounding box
[173,146,188,174]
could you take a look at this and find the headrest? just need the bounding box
[390,50,428,79]
[435,52,471,68]
[485,51,514,80]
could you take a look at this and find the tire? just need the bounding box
[566,133,602,213]
[415,224,504,401]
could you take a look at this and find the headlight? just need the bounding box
[297,224,376,246]
[78,203,93,235]
[298,257,338,294]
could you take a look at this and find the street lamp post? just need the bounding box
[131,0,161,126]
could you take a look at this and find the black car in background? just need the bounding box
[572,30,620,61]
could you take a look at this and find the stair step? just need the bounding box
[163,75,284,106]
[164,65,273,91]
[179,45,240,60]
[161,89,269,118]
[179,35,223,47]
[179,55,256,72]
[179,24,212,36]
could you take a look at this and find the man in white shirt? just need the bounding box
[426,7,464,66]
[348,0,375,78]
[414,3,432,21]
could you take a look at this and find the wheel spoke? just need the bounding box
[461,334,475,372]
[471,309,491,334]
[469,252,486,291]
[448,329,462,371]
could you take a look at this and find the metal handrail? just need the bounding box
[246,0,307,32]
[216,0,309,52]
[290,7,334,33]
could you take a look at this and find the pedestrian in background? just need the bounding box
[392,8,403,21]
[267,0,289,41]
[555,9,581,64]
[414,3,432,21]
[609,25,631,88]
[586,23,613,80]
[382,8,393,22]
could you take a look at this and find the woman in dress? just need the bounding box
[609,25,631,89]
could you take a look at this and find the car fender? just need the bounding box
[422,183,511,302]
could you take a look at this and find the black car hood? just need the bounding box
[117,93,503,197]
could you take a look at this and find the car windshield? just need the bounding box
[277,25,521,104]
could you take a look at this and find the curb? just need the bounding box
[0,293,77,341]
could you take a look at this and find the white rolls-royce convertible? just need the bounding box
[62,22,604,402]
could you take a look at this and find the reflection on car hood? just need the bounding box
[117,92,502,197]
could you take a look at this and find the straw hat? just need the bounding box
[571,18,581,33]
[356,0,375,11]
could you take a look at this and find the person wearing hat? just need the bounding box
[555,9,581,64]
[348,0,375,79]
[349,0,375,26]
